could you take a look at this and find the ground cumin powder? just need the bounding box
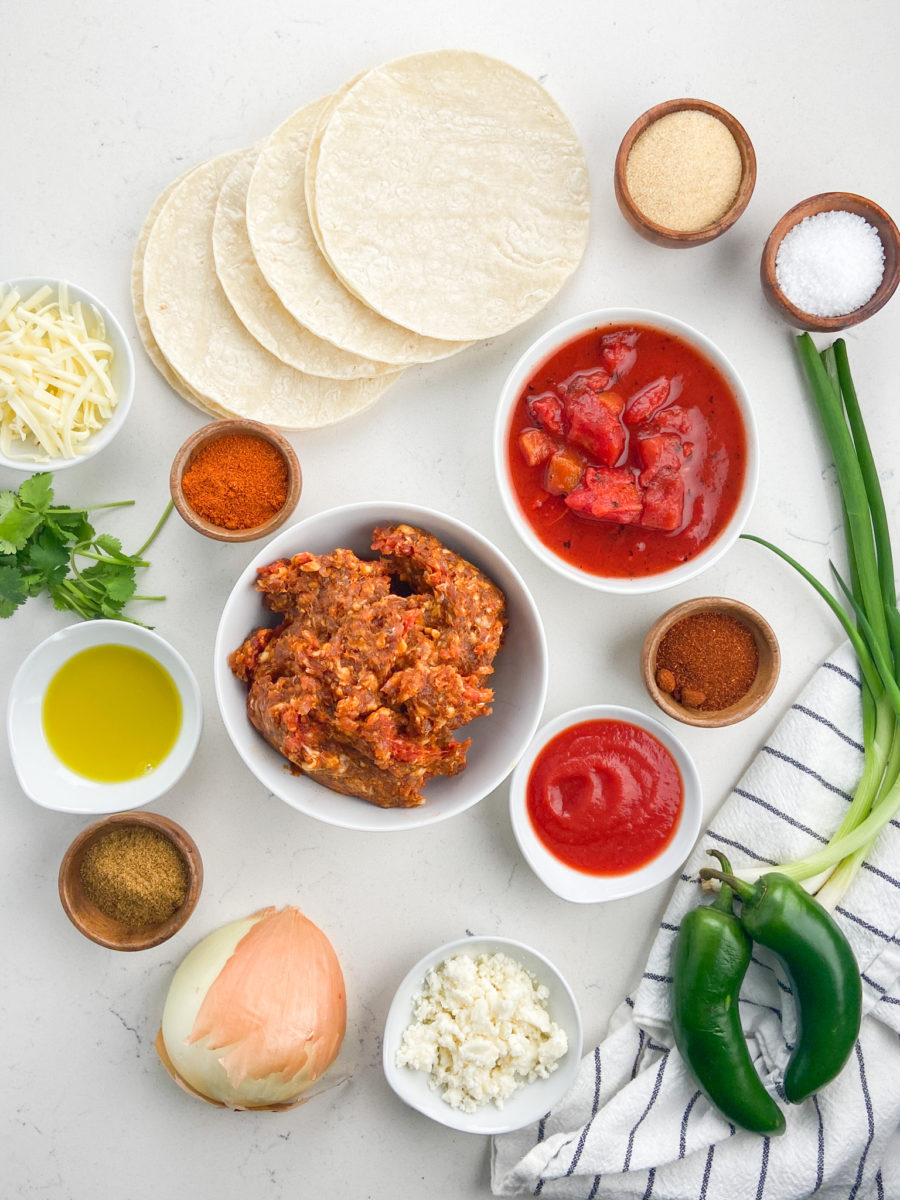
[655,610,758,711]
[81,826,188,928]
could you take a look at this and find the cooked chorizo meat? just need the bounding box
[228,524,507,808]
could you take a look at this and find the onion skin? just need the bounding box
[158,906,347,1109]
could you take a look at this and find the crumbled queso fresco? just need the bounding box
[395,951,568,1112]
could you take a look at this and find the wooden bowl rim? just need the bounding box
[169,418,302,543]
[640,596,780,728]
[614,97,757,247]
[58,810,203,951]
[760,191,900,331]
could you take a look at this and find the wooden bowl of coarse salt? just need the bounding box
[760,192,900,332]
[614,98,756,248]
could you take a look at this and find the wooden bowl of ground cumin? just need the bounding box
[59,812,202,950]
[641,597,780,728]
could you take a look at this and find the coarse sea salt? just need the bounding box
[775,209,885,318]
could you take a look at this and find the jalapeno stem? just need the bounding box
[699,867,755,902]
[705,849,737,911]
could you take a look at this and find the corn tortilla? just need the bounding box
[307,51,590,342]
[142,151,401,430]
[246,99,468,366]
[213,148,396,380]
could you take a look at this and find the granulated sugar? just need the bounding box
[775,210,884,317]
[625,109,743,232]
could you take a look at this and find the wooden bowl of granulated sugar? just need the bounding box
[59,811,203,950]
[614,99,756,247]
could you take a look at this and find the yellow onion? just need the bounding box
[156,906,346,1110]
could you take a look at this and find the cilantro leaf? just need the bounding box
[0,503,43,553]
[0,564,28,617]
[16,472,54,514]
[24,529,70,590]
[45,510,93,543]
[79,561,137,603]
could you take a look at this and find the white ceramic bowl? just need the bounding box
[0,276,135,470]
[509,704,703,903]
[382,935,582,1135]
[214,501,548,833]
[493,307,759,594]
[7,620,202,814]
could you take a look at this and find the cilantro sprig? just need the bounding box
[0,473,172,624]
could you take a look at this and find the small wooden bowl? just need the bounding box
[760,192,900,331]
[641,597,780,728]
[170,418,302,543]
[614,98,756,248]
[58,811,203,951]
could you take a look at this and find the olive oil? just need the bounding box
[43,644,182,782]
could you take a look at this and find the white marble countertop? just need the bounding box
[3,2,899,1196]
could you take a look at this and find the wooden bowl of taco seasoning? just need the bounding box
[58,811,202,950]
[614,99,756,247]
[170,418,301,542]
[641,597,780,728]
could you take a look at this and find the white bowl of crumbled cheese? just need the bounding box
[383,935,582,1134]
[0,277,135,468]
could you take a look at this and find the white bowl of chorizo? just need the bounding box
[494,307,759,593]
[214,501,548,831]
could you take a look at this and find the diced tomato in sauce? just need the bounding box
[565,467,642,524]
[636,432,683,480]
[625,375,681,425]
[640,471,685,531]
[564,388,625,466]
[508,323,746,578]
[600,329,639,377]
[528,393,567,436]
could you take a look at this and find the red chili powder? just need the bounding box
[181,433,289,530]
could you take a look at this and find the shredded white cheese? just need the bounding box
[396,951,568,1112]
[0,282,118,461]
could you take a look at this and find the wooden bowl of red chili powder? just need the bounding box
[641,596,780,728]
[170,418,301,542]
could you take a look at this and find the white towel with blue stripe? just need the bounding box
[492,643,900,1199]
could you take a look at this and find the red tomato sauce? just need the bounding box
[506,323,747,578]
[526,719,683,875]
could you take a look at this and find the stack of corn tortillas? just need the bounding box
[132,50,591,430]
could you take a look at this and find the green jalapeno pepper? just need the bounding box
[700,866,862,1104]
[672,850,786,1135]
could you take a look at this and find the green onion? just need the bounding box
[741,335,900,910]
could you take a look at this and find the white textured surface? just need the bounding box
[1,2,899,1198]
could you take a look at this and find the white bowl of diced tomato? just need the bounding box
[493,308,759,593]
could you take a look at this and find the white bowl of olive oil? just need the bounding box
[7,621,202,814]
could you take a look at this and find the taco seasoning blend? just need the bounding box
[655,610,758,711]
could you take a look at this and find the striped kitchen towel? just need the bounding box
[492,642,900,1200]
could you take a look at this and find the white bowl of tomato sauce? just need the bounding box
[494,308,759,593]
[508,705,702,903]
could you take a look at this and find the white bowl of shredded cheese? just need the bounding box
[0,277,135,468]
[383,935,582,1134]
